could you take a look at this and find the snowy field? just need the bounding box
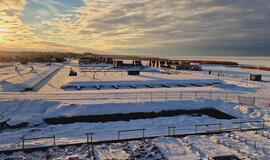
[1,130,270,160]
[0,57,270,159]
[0,63,62,92]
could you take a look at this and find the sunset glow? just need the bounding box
[0,0,269,56]
[0,27,4,39]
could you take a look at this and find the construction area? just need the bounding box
[0,56,270,159]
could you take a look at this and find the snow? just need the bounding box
[61,68,223,91]
[0,57,270,159]
[0,63,62,92]
[94,143,129,160]
[44,99,235,119]
[0,95,241,126]
[181,135,243,159]
[2,132,269,159]
[153,137,199,159]
[207,130,270,159]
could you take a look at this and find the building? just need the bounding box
[158,61,166,68]
[133,60,142,66]
[113,60,124,67]
[106,57,113,64]
[128,70,140,75]
[190,63,202,71]
[78,55,95,64]
[250,74,262,81]
[170,64,182,70]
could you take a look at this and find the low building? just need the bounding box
[69,69,77,76]
[169,61,202,71]
[250,74,262,81]
[158,61,166,68]
[128,70,140,75]
[55,57,65,62]
[106,57,113,64]
[190,63,202,71]
[170,64,182,70]
[78,56,95,64]
[113,60,124,67]
[133,60,142,66]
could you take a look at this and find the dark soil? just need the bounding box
[44,108,236,125]
[0,120,29,130]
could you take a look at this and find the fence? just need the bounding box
[168,68,270,88]
[21,135,55,150]
[86,133,94,144]
[0,90,269,106]
[0,90,269,151]
[8,120,269,151]
[118,128,146,140]
[232,120,268,129]
[168,126,176,136]
[107,91,267,106]
[238,96,256,106]
[195,122,222,133]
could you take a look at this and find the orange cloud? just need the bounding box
[0,0,27,10]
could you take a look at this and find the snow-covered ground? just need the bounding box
[0,63,62,92]
[0,57,270,159]
[1,130,270,160]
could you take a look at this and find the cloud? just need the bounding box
[0,0,27,11]
[0,0,33,45]
[2,0,270,55]
[0,0,82,53]
[30,0,59,13]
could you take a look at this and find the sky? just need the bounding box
[0,0,270,56]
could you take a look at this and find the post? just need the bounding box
[240,121,242,129]
[195,124,197,134]
[165,92,167,101]
[53,135,56,147]
[136,93,138,103]
[179,92,182,101]
[22,137,24,150]
[91,133,93,143]
[118,129,146,140]
[86,133,94,144]
[225,92,228,101]
[150,93,152,102]
[194,91,197,99]
[168,126,176,136]
[219,122,222,131]
[263,119,265,129]
[209,91,211,99]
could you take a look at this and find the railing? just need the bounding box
[21,135,55,150]
[3,120,267,152]
[0,90,268,106]
[118,128,146,140]
[232,120,268,130]
[168,126,176,136]
[86,132,94,144]
[195,122,222,133]
[166,67,269,86]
